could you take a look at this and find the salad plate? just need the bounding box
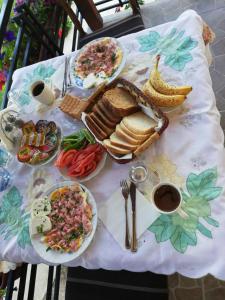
[70,37,126,89]
[30,181,97,264]
[55,128,107,182]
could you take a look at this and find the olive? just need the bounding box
[5,124,13,132]
[7,115,16,123]
[14,119,24,128]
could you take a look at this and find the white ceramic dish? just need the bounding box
[70,37,126,89]
[30,181,97,264]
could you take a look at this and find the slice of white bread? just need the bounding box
[123,111,157,135]
[120,121,150,142]
[102,87,139,117]
[134,132,160,156]
[103,139,132,155]
[110,132,138,151]
[116,124,142,145]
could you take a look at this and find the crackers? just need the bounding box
[59,95,89,120]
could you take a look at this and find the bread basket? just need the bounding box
[81,78,169,163]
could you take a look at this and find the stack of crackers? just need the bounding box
[59,95,89,120]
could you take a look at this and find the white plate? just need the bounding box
[70,37,126,89]
[59,151,107,182]
[30,181,97,264]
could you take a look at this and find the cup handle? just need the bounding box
[177,207,188,219]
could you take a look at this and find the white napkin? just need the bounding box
[99,188,159,250]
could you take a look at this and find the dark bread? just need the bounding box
[85,115,108,141]
[102,87,139,117]
[94,101,122,123]
[90,112,114,136]
[92,108,117,129]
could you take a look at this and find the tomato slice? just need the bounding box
[60,150,78,168]
[17,145,35,163]
[55,150,65,167]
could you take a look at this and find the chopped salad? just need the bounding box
[30,184,93,253]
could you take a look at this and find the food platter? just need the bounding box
[17,120,61,167]
[70,37,126,89]
[30,181,97,264]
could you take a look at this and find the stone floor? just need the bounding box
[168,273,225,300]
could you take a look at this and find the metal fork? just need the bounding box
[62,56,70,97]
[120,180,131,249]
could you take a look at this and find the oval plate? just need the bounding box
[30,181,97,264]
[70,37,126,89]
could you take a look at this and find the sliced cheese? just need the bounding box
[31,197,51,218]
[83,73,97,89]
[30,216,52,236]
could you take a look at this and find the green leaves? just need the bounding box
[170,227,197,253]
[186,168,223,202]
[149,214,176,242]
[2,186,22,208]
[136,28,198,71]
[137,31,160,52]
[164,53,192,71]
[0,186,31,248]
[148,167,222,253]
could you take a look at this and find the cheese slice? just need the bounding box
[83,73,97,89]
[30,216,52,236]
[31,197,51,218]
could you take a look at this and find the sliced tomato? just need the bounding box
[78,152,95,166]
[17,145,35,163]
[60,150,78,168]
[55,150,66,167]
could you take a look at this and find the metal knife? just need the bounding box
[130,181,137,252]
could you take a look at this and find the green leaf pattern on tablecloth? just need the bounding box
[149,167,222,253]
[16,64,56,106]
[0,186,31,248]
[136,28,198,71]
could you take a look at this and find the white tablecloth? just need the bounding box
[1,10,225,279]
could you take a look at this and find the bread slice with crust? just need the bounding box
[90,112,115,134]
[120,121,150,142]
[102,87,139,117]
[115,124,142,145]
[85,115,108,141]
[96,101,122,123]
[92,105,117,129]
[103,139,132,155]
[110,132,138,151]
[123,112,157,135]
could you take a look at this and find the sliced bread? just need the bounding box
[123,112,157,135]
[102,87,139,117]
[115,124,142,145]
[90,112,114,135]
[85,115,108,141]
[120,121,150,142]
[97,101,122,123]
[110,132,138,151]
[92,106,117,129]
[103,139,132,155]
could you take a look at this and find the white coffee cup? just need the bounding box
[30,80,55,105]
[152,182,188,218]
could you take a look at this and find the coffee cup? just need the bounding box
[30,80,55,105]
[152,182,188,218]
